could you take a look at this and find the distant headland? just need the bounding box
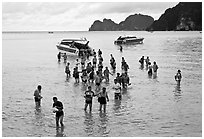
[89,2,202,31]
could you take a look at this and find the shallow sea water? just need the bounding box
[2,31,202,137]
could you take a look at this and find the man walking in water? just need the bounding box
[53,97,64,127]
[34,85,43,108]
[84,86,95,112]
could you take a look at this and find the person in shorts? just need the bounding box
[84,86,95,112]
[98,87,109,112]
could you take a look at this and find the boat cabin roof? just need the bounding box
[61,38,87,42]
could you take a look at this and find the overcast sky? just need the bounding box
[2,2,179,31]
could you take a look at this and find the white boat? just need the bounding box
[114,35,144,45]
[56,38,94,56]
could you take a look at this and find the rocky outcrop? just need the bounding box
[89,19,119,31]
[147,2,202,31]
[89,14,154,31]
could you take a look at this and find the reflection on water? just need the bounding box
[152,73,158,79]
[56,126,65,137]
[139,64,144,70]
[174,83,182,102]
[113,99,122,113]
[98,112,109,136]
[34,107,41,115]
[83,111,94,136]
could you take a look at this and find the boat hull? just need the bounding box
[114,38,144,45]
[56,38,94,56]
[114,37,144,45]
[56,44,78,55]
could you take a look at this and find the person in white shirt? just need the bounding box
[113,79,122,100]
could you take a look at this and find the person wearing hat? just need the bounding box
[175,70,182,85]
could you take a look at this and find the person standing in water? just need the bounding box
[113,79,122,100]
[145,56,150,66]
[84,86,95,112]
[92,55,97,68]
[103,67,113,83]
[152,61,159,77]
[65,62,71,78]
[98,87,109,112]
[110,54,116,70]
[139,56,145,65]
[119,45,123,52]
[73,67,80,83]
[148,62,153,76]
[75,59,80,68]
[57,52,61,62]
[175,70,182,85]
[63,53,67,63]
[95,71,101,92]
[34,85,43,108]
[53,97,64,127]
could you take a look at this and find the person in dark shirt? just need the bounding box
[84,86,95,112]
[53,97,64,127]
[139,56,145,65]
[57,52,61,62]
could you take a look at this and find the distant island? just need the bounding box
[89,14,154,31]
[89,2,202,31]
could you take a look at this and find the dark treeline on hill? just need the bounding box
[89,2,202,31]
[147,2,202,31]
[89,14,154,31]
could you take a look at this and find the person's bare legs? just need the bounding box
[59,115,64,127]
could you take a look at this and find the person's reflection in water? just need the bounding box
[174,83,182,102]
[34,107,42,115]
[98,111,109,136]
[139,64,144,70]
[113,99,122,113]
[84,111,94,136]
[56,126,65,137]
